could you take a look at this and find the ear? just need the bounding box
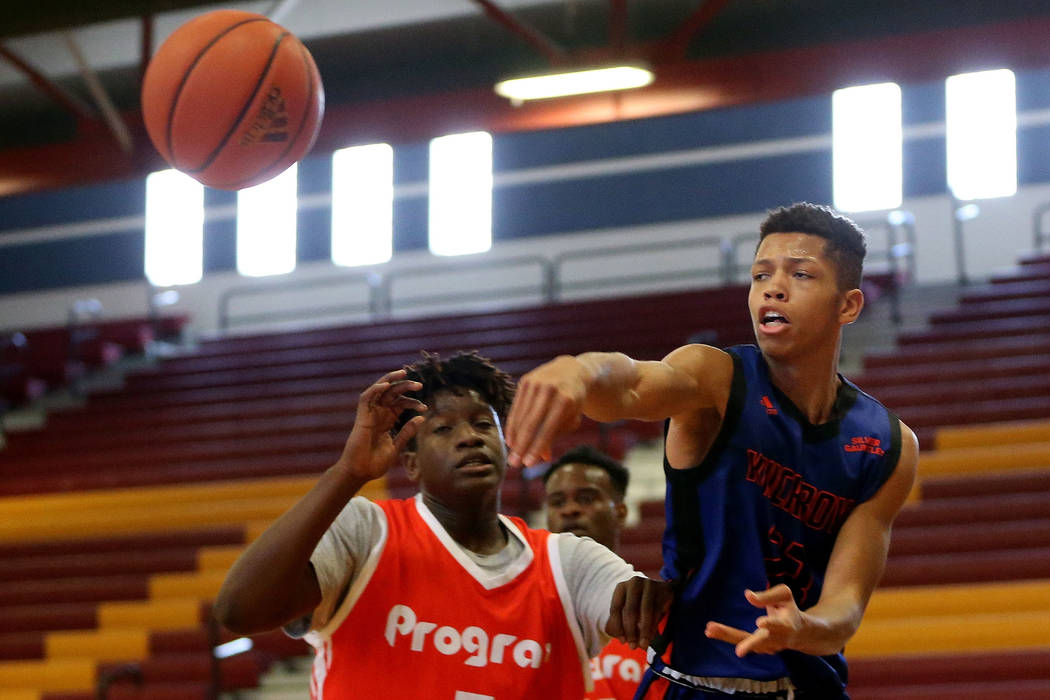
[614,501,628,526]
[839,288,864,326]
[402,450,420,483]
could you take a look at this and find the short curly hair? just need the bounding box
[543,444,629,501]
[759,202,867,290]
[393,350,516,437]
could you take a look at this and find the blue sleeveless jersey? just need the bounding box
[653,345,901,695]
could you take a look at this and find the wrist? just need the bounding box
[325,461,373,496]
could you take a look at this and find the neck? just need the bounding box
[764,337,842,425]
[422,490,506,554]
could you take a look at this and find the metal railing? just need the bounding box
[1033,201,1050,251]
[216,212,916,330]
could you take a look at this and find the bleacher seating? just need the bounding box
[3,254,1050,698]
[0,288,741,697]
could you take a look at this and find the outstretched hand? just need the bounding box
[606,577,674,651]
[337,369,427,482]
[505,356,587,467]
[704,584,804,657]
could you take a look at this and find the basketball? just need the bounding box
[141,10,324,190]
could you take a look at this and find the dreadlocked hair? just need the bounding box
[392,350,516,436]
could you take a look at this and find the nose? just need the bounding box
[454,423,484,448]
[763,272,787,300]
[558,498,583,517]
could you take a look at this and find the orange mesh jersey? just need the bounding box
[306,497,591,699]
[587,637,650,700]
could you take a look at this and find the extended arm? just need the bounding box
[706,421,919,656]
[213,371,425,635]
[506,344,732,467]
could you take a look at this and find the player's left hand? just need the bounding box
[606,576,673,651]
[704,584,804,656]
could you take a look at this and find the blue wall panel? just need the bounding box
[494,95,831,171]
[493,151,833,239]
[0,231,143,294]
[0,179,145,234]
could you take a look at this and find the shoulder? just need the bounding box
[660,343,734,378]
[860,419,918,524]
[658,344,735,405]
[555,533,635,581]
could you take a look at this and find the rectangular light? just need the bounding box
[237,164,298,277]
[429,131,492,257]
[832,82,902,213]
[495,65,653,102]
[332,143,393,267]
[946,69,1017,201]
[145,169,203,287]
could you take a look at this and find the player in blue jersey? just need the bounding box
[504,202,918,699]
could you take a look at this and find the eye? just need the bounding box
[474,419,494,430]
[793,271,813,279]
[546,495,565,508]
[576,492,599,505]
[751,272,770,281]
[433,425,452,434]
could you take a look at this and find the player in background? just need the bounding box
[544,445,670,700]
[506,203,918,698]
[215,351,671,700]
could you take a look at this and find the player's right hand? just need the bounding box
[505,355,587,468]
[336,369,426,482]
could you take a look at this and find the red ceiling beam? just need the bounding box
[661,0,734,61]
[0,44,96,122]
[609,0,628,58]
[471,0,569,66]
[140,14,154,91]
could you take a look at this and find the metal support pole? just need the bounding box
[951,196,973,286]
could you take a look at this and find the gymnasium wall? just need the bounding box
[4,65,1050,334]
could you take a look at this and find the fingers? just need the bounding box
[392,415,425,452]
[359,372,426,414]
[605,578,672,651]
[734,627,772,657]
[745,584,794,608]
[508,383,580,467]
[704,621,749,646]
[506,380,550,467]
[525,391,581,466]
[605,579,627,641]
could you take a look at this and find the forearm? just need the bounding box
[214,464,370,634]
[572,352,643,421]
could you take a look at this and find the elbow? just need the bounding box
[213,583,270,636]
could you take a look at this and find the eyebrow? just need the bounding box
[752,256,818,267]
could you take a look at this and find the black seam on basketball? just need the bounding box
[185,31,289,175]
[220,38,318,189]
[166,17,269,167]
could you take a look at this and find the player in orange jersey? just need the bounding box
[215,351,671,700]
[544,445,670,700]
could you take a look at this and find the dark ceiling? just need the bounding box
[3,0,1050,195]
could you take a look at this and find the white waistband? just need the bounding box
[647,648,796,697]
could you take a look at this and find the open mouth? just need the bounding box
[760,310,790,327]
[456,454,494,472]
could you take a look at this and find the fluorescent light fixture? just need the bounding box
[429,131,492,257]
[332,143,394,267]
[946,68,1017,200]
[213,637,253,659]
[495,65,653,102]
[145,169,204,287]
[832,82,902,213]
[237,164,298,277]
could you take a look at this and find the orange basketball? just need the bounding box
[142,10,324,190]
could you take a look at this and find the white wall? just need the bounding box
[1,183,1045,340]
